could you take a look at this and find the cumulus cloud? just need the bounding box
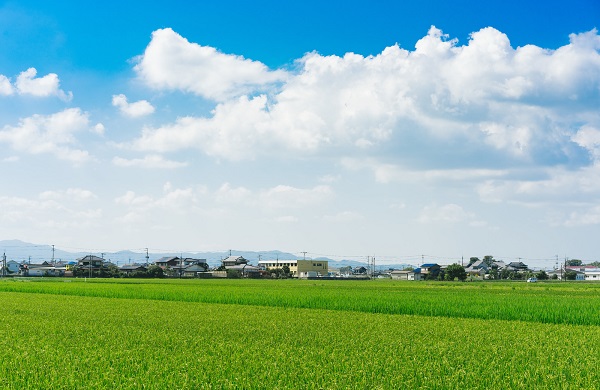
[214,183,253,204]
[0,75,13,95]
[112,94,155,117]
[417,203,485,226]
[0,108,95,163]
[115,185,199,214]
[564,205,600,227]
[126,26,600,228]
[15,68,72,100]
[112,155,188,169]
[130,27,600,169]
[259,185,333,209]
[0,191,101,229]
[39,188,96,201]
[134,28,287,101]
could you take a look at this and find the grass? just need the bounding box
[1,279,599,389]
[1,278,599,325]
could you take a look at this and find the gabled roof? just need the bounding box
[421,263,439,268]
[222,256,249,265]
[183,264,208,272]
[120,264,147,271]
[155,256,180,263]
[76,255,104,262]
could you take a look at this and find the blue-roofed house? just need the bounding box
[420,263,441,279]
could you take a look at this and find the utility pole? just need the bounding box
[2,252,6,277]
[145,248,149,266]
[51,245,55,265]
[301,252,307,260]
[365,255,376,278]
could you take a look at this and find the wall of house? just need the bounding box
[296,260,328,277]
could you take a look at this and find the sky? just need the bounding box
[0,0,599,267]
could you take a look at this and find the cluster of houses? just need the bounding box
[0,254,331,279]
[2,253,600,281]
[389,260,600,281]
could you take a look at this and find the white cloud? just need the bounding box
[214,183,253,204]
[0,108,94,163]
[129,27,600,169]
[92,123,105,136]
[259,185,333,209]
[417,203,481,225]
[115,185,200,220]
[39,188,97,202]
[477,164,600,205]
[112,94,155,117]
[0,191,101,229]
[134,28,287,101]
[15,68,72,100]
[572,125,600,160]
[0,75,14,95]
[564,205,600,227]
[112,155,188,169]
[341,158,508,184]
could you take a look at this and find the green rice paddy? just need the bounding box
[1,279,599,389]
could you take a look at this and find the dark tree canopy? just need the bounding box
[445,263,467,281]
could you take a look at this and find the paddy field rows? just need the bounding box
[0,279,599,389]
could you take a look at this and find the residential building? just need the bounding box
[6,260,20,274]
[154,257,181,268]
[390,269,421,281]
[182,263,210,277]
[420,263,441,279]
[120,264,147,275]
[506,261,529,272]
[222,256,249,267]
[21,261,66,277]
[258,259,328,278]
[584,270,600,281]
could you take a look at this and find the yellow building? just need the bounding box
[258,259,328,278]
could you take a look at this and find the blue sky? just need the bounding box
[0,0,599,267]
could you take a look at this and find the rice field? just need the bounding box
[1,278,599,389]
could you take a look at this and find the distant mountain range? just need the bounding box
[0,239,411,270]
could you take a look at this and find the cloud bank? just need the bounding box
[131,27,600,168]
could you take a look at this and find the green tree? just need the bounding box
[564,270,578,280]
[147,265,164,278]
[339,266,352,275]
[588,261,600,267]
[489,268,499,280]
[535,270,548,280]
[445,263,467,281]
[226,269,242,279]
[567,259,582,266]
[281,265,291,278]
[268,268,283,278]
